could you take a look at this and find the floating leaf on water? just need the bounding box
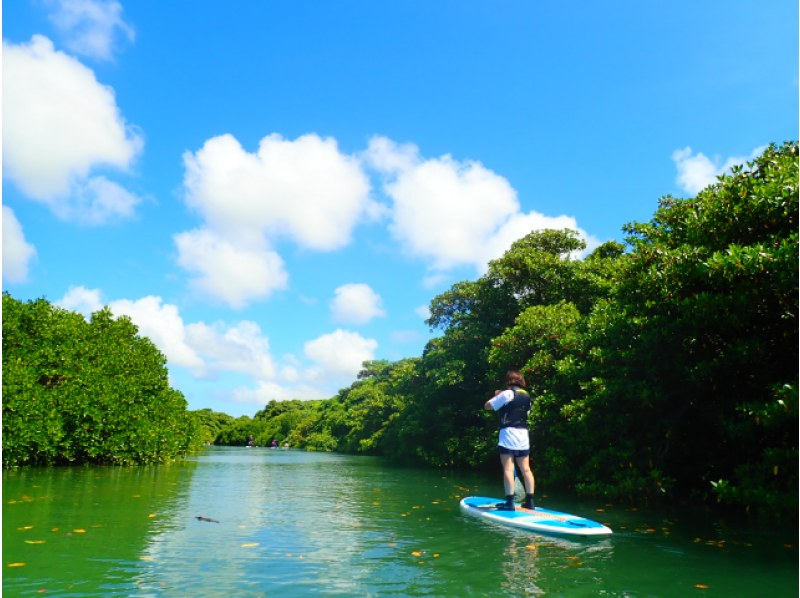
[241,543,259,548]
[139,556,154,561]
[148,514,157,518]
[73,529,86,533]
[411,551,422,557]
[695,584,709,589]
[18,526,33,531]
[433,553,440,558]
[24,540,45,544]
[7,563,27,568]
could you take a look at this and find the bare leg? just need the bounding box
[500,453,516,496]
[515,456,535,495]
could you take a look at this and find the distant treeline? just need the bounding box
[4,142,796,519]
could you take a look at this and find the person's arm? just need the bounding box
[484,389,511,410]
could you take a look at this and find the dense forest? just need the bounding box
[3,141,797,518]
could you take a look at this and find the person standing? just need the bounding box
[484,370,536,511]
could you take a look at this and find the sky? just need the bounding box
[3,1,797,417]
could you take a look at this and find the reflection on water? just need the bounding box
[4,447,797,597]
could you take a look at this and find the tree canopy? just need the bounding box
[2,294,200,466]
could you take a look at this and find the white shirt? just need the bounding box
[487,389,530,450]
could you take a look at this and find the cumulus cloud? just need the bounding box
[174,228,288,309]
[2,206,38,283]
[55,287,375,407]
[330,283,386,325]
[47,0,135,61]
[2,35,143,223]
[672,145,766,195]
[182,133,378,248]
[304,329,378,380]
[57,285,104,313]
[183,319,276,380]
[106,296,207,373]
[364,135,597,274]
[177,133,382,307]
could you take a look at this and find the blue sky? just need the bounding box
[3,1,797,417]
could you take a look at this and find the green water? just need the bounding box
[3,447,797,597]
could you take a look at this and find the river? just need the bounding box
[3,447,797,596]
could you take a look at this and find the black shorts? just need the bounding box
[498,446,530,458]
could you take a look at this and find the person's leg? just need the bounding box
[516,455,536,509]
[501,453,516,496]
[496,452,516,510]
[515,456,535,495]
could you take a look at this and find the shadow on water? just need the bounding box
[3,447,798,596]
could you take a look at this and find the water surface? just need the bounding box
[4,447,797,596]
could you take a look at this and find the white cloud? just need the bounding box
[106,296,207,373]
[177,133,381,307]
[57,285,104,313]
[672,145,767,195]
[2,35,143,223]
[181,133,377,249]
[364,135,597,274]
[54,287,375,408]
[232,381,327,405]
[47,0,135,62]
[304,329,377,380]
[173,229,288,309]
[2,207,38,283]
[330,283,386,325]
[184,320,276,380]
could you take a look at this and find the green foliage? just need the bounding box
[2,294,200,466]
[301,360,418,455]
[299,142,797,519]
[212,400,325,447]
[190,409,236,445]
[555,141,799,512]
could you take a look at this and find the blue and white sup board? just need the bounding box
[460,496,612,537]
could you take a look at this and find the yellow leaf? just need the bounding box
[7,563,27,568]
[73,529,86,533]
[24,540,45,544]
[241,542,259,548]
[139,556,154,561]
[148,514,157,518]
[695,584,709,589]
[411,551,422,557]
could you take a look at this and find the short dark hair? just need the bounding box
[506,370,526,387]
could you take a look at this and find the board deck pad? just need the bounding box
[460,496,612,537]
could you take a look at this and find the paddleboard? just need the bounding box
[460,496,612,537]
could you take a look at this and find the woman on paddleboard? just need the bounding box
[484,370,536,511]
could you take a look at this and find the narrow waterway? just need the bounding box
[3,447,797,596]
